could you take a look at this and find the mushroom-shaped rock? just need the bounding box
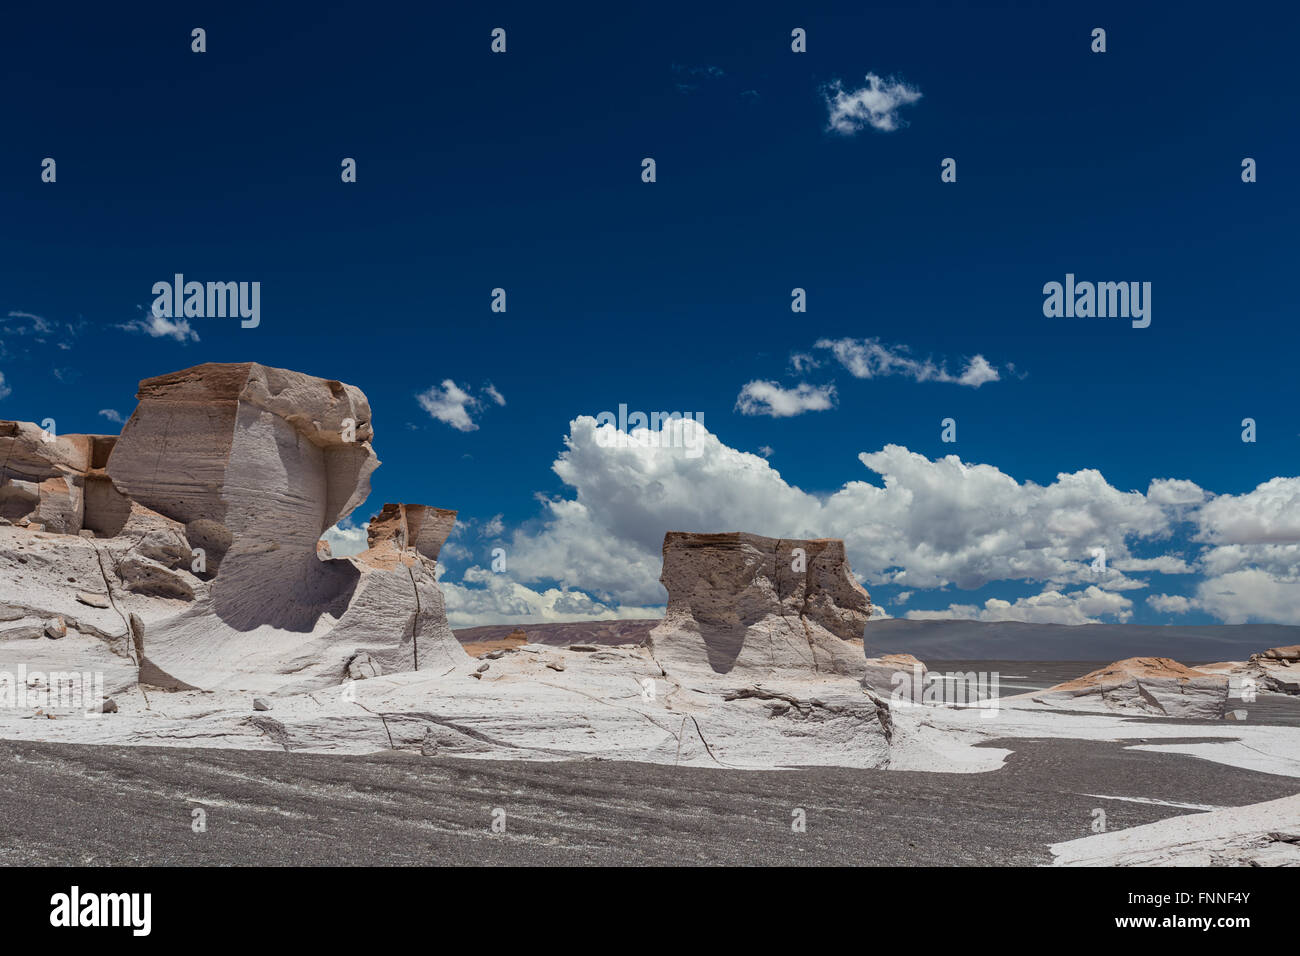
[100,363,465,693]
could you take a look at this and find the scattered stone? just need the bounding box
[43,617,66,640]
[1226,709,1248,721]
[75,591,111,609]
[345,653,380,680]
[568,644,598,652]
[546,661,566,672]
[101,698,118,714]
[476,662,490,673]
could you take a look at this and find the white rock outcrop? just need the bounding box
[1052,793,1300,866]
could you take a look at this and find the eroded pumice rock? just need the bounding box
[105,364,466,693]
[1,362,467,697]
[1037,657,1228,719]
[647,532,872,678]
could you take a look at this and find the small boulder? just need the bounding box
[43,617,66,640]
[76,591,112,609]
[252,697,272,712]
[345,652,380,680]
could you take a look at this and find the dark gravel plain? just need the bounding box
[1,731,1295,866]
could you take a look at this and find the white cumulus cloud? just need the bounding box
[735,380,837,418]
[906,586,1134,625]
[441,565,662,628]
[320,519,369,557]
[502,417,1191,608]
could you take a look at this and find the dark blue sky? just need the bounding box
[3,2,1297,626]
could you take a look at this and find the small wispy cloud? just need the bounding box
[6,311,52,334]
[417,379,505,431]
[790,352,821,373]
[822,73,922,134]
[735,380,837,418]
[98,408,125,425]
[119,311,200,343]
[0,372,10,400]
[815,338,1002,388]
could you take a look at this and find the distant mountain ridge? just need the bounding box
[454,618,1299,662]
[857,619,1296,662]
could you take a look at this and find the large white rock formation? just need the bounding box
[1,362,466,697]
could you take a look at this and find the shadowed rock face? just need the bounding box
[648,532,872,678]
